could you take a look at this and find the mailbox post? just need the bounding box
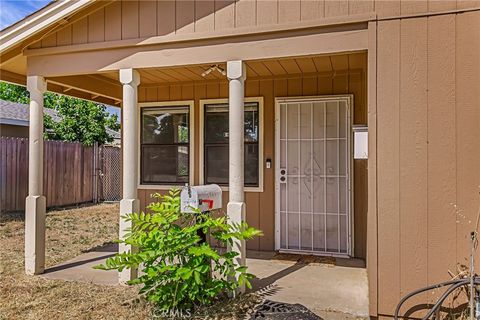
[180,184,222,243]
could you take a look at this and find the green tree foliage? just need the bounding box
[0,81,29,103]
[95,190,263,312]
[0,81,119,145]
[42,95,120,146]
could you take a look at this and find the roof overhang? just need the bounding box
[0,0,93,56]
[0,0,123,106]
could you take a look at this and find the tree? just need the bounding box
[0,81,120,145]
[43,94,120,146]
[0,81,29,103]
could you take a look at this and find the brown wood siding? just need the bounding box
[38,0,480,50]
[39,0,371,49]
[137,64,368,255]
[0,124,29,138]
[376,11,480,317]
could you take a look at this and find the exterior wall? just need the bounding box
[31,0,480,50]
[375,11,480,318]
[33,0,372,49]
[0,124,28,138]
[137,66,368,256]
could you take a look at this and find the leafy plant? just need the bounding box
[94,190,262,312]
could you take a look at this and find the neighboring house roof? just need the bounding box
[0,99,59,126]
[0,99,120,140]
[106,128,121,140]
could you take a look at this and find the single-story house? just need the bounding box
[0,1,479,318]
[0,99,59,137]
[0,98,121,144]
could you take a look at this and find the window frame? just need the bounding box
[199,97,264,193]
[138,100,195,189]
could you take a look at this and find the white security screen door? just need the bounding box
[275,96,352,256]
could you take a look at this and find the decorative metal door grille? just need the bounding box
[276,97,351,256]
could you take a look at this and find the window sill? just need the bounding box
[138,184,186,190]
[219,186,264,193]
[138,185,264,193]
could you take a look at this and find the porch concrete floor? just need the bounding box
[41,244,369,319]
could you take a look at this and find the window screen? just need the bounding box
[141,106,189,184]
[204,102,259,187]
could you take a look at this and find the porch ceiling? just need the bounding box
[99,52,366,86]
[0,51,366,107]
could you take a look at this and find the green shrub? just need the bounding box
[94,190,262,312]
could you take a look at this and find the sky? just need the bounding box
[0,0,51,30]
[0,0,121,119]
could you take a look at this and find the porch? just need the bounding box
[32,51,370,316]
[42,243,369,319]
[20,48,370,304]
[17,15,373,315]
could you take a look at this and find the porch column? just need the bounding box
[25,75,47,275]
[119,68,140,283]
[227,60,247,293]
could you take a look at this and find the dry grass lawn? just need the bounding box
[0,203,152,320]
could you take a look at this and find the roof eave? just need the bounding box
[0,118,29,127]
[0,0,93,56]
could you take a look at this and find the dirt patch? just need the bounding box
[0,204,152,320]
[0,204,285,320]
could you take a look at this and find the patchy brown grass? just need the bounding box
[0,203,152,320]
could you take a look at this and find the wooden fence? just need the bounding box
[0,137,121,212]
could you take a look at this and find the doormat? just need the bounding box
[272,253,336,266]
[249,300,323,320]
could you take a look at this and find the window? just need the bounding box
[141,105,190,185]
[203,101,260,187]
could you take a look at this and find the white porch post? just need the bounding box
[25,75,47,275]
[119,68,140,283]
[227,60,246,293]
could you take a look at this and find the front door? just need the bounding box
[275,96,352,256]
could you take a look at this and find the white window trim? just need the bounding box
[138,100,195,190]
[199,97,264,193]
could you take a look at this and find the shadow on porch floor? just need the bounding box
[41,244,369,319]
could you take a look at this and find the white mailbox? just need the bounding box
[180,184,222,213]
